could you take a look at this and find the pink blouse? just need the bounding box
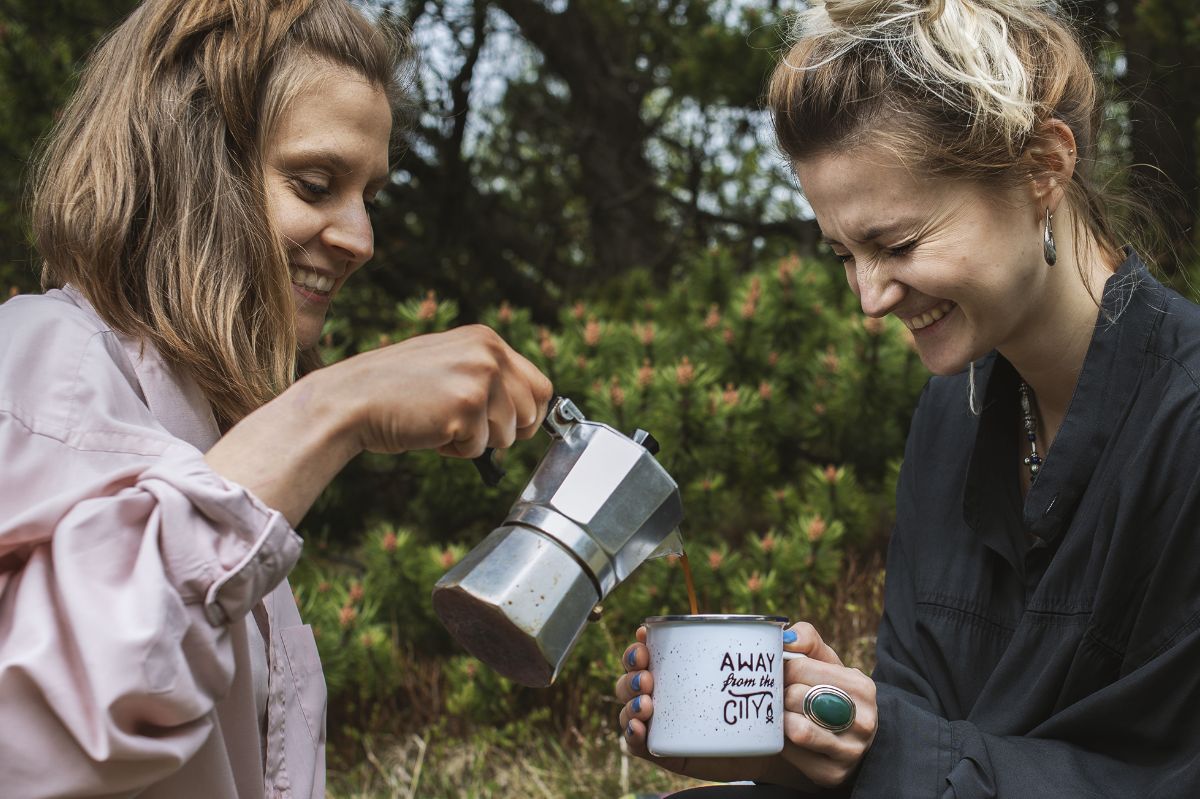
[0,287,326,797]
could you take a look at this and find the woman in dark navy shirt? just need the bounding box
[615,0,1200,795]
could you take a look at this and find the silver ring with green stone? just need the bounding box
[803,684,856,733]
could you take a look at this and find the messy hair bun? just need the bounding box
[810,0,1051,143]
[769,0,1131,259]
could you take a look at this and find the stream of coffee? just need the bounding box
[679,552,699,615]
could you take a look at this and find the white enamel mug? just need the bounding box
[645,614,801,757]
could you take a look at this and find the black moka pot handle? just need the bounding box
[472,448,506,487]
[470,396,568,486]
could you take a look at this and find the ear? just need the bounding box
[1022,119,1077,218]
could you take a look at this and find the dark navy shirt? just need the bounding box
[850,252,1200,798]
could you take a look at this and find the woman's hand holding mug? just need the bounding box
[616,620,878,790]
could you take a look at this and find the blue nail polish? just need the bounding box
[783,629,798,644]
[632,672,641,692]
[633,696,642,713]
[627,649,637,667]
[626,721,634,738]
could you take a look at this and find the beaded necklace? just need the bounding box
[1019,381,1042,481]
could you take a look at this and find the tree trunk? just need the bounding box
[494,0,669,285]
[1114,0,1200,269]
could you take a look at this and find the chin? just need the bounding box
[293,319,325,351]
[916,350,974,377]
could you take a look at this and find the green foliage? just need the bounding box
[0,0,140,293]
[295,248,926,740]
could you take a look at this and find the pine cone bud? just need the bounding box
[538,327,558,359]
[584,317,601,347]
[807,517,827,542]
[609,379,625,408]
[675,356,695,387]
[777,255,799,286]
[417,290,438,321]
[637,358,654,388]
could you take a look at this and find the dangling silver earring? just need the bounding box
[1043,207,1057,266]
[968,360,982,416]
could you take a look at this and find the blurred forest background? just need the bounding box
[2,0,1198,796]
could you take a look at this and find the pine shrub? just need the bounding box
[296,250,926,744]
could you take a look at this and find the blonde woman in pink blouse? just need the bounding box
[0,1,552,796]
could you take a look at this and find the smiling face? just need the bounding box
[262,64,392,350]
[795,146,1050,376]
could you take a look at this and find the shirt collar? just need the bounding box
[965,249,1162,549]
[59,284,222,452]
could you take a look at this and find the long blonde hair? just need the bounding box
[768,0,1141,264]
[32,0,412,428]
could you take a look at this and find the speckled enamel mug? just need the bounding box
[645,614,801,758]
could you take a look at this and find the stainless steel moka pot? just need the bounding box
[432,397,683,687]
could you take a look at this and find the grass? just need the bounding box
[327,726,711,798]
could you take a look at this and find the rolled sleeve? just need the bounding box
[0,294,303,795]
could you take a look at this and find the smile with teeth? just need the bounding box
[290,265,335,295]
[903,300,956,331]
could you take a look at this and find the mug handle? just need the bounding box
[781,651,806,661]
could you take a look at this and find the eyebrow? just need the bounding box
[821,221,918,247]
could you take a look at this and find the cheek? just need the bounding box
[273,202,323,248]
[843,263,861,296]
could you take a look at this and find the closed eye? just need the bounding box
[883,240,917,259]
[291,177,331,201]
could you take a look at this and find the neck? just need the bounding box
[999,231,1120,445]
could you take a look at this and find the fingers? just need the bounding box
[617,693,655,741]
[615,636,655,757]
[779,726,864,789]
[615,664,654,701]
[460,326,551,452]
[429,325,552,457]
[784,622,843,666]
[622,638,648,672]
[486,370,518,451]
[780,666,878,787]
[507,348,553,439]
[615,641,653,703]
[777,622,877,787]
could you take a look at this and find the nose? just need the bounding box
[852,260,905,318]
[322,199,375,265]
